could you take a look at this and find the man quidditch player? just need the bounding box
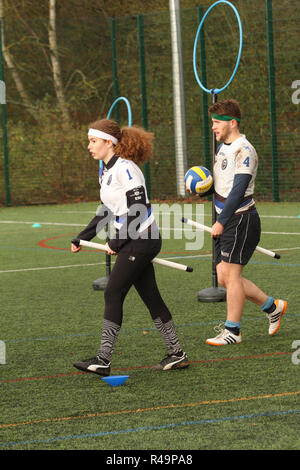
[200,99,287,345]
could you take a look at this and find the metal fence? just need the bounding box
[0,0,299,206]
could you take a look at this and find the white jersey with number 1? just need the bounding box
[99,156,154,232]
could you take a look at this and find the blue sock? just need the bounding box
[225,320,240,336]
[261,296,276,314]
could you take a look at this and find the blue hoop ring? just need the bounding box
[99,96,132,174]
[107,96,132,126]
[193,0,243,95]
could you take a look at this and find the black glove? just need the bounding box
[71,238,80,248]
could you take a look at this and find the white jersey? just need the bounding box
[213,134,258,215]
[100,156,154,233]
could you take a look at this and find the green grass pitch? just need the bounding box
[0,201,300,450]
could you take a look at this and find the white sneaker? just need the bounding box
[267,299,287,336]
[206,325,242,346]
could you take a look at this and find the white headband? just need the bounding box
[88,128,118,145]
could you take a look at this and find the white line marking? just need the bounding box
[58,211,300,219]
[0,262,106,274]
[1,244,300,274]
[0,221,84,227]
[261,232,300,235]
[0,254,212,274]
[272,246,300,251]
[259,215,299,219]
[1,220,300,235]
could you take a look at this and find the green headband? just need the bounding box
[211,113,241,123]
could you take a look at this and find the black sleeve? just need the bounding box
[71,204,112,245]
[108,186,147,252]
[217,174,252,227]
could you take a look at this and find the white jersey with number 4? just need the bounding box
[213,134,258,215]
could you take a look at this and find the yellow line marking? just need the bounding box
[1,390,300,429]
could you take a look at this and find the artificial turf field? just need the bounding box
[0,200,300,451]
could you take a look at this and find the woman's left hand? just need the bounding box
[105,242,117,255]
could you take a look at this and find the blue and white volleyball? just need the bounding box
[184,166,213,195]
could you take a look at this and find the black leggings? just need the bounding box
[104,238,172,326]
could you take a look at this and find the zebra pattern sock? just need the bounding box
[153,317,183,356]
[97,319,121,363]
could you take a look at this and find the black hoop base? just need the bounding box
[92,277,109,291]
[197,287,226,302]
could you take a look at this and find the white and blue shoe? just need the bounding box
[206,325,242,346]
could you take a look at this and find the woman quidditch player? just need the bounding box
[71,119,189,374]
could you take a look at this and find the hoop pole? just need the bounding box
[110,17,119,123]
[192,2,243,302]
[197,6,210,170]
[106,95,132,271]
[99,96,132,178]
[266,0,279,202]
[0,21,10,207]
[211,91,219,290]
[94,96,132,291]
[194,91,226,302]
[169,0,188,197]
[137,14,151,199]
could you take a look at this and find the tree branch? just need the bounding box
[48,0,70,127]
[0,0,38,121]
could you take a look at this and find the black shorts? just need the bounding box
[215,212,261,266]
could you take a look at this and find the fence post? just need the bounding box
[0,21,10,207]
[266,0,279,202]
[110,18,119,123]
[137,14,151,198]
[197,6,210,171]
[169,0,188,197]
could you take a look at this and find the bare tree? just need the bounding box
[10,0,52,72]
[0,0,38,121]
[48,0,70,126]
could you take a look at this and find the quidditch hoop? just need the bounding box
[107,96,132,126]
[193,0,243,95]
[98,96,132,174]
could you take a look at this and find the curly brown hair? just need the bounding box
[89,119,154,164]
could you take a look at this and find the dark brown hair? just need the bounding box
[89,119,154,164]
[208,99,242,123]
